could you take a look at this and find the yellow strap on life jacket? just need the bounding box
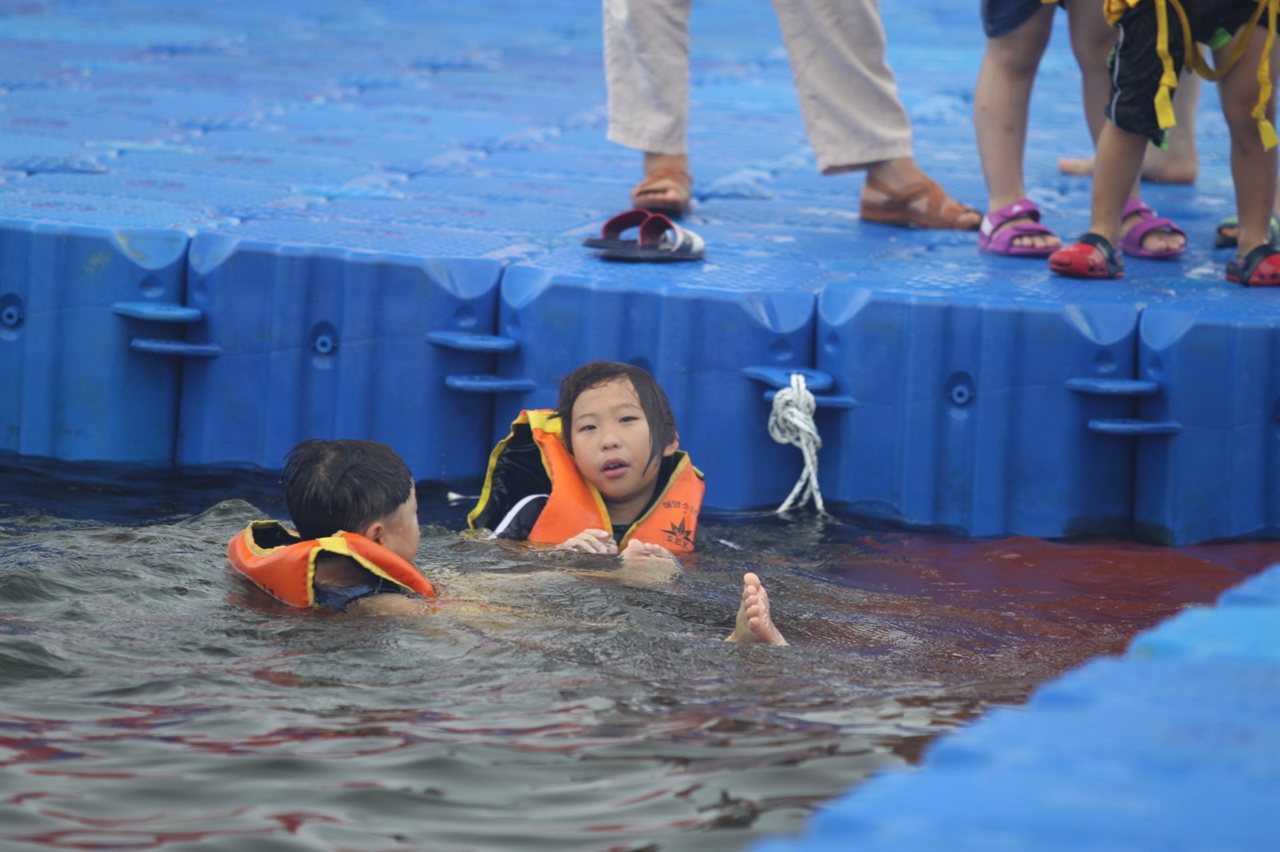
[1106,0,1277,150]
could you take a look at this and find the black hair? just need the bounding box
[555,361,678,470]
[282,439,413,541]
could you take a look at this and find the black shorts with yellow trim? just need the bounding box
[1108,0,1264,145]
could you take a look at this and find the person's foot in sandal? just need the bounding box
[1118,198,1185,258]
[631,153,693,217]
[859,157,980,231]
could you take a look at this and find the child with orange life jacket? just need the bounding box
[228,432,785,642]
[469,361,704,559]
[227,438,435,615]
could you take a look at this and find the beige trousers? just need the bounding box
[603,0,915,173]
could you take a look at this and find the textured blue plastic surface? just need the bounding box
[753,564,1280,852]
[815,281,1144,537]
[0,219,189,464]
[177,229,504,480]
[1132,295,1280,544]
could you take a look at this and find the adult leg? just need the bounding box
[603,0,695,213]
[974,4,1060,251]
[770,0,980,229]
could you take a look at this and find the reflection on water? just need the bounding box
[1,458,1274,851]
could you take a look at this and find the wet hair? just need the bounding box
[282,439,413,541]
[555,361,678,470]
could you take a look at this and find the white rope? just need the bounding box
[768,372,827,516]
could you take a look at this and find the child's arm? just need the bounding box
[346,592,430,616]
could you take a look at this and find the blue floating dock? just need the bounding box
[3,3,1279,850]
[2,0,1277,544]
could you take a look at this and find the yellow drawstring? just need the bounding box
[1153,0,1178,130]
[1254,0,1278,149]
[1132,0,1278,150]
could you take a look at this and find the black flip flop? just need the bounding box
[597,214,705,263]
[582,208,651,249]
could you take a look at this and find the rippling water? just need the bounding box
[1,457,1274,851]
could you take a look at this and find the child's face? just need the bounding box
[569,377,678,523]
[376,482,421,563]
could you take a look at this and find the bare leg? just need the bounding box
[1087,121,1150,246]
[725,572,788,646]
[1217,27,1279,259]
[1217,185,1280,245]
[974,5,1060,251]
[1060,70,1200,183]
[1062,3,1184,254]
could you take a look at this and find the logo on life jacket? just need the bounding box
[662,516,694,550]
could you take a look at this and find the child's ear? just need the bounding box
[662,433,680,457]
[363,520,386,544]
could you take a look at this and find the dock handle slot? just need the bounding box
[743,366,855,409]
[130,339,223,358]
[1066,377,1181,435]
[113,302,220,357]
[427,332,518,353]
[446,375,537,393]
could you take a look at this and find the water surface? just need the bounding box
[1,459,1273,851]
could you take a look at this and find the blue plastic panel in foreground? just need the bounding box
[177,229,504,481]
[753,564,1280,852]
[0,220,189,464]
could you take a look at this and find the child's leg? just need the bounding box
[974,4,1060,251]
[725,572,787,646]
[1059,70,1200,184]
[1216,23,1280,258]
[1066,0,1184,255]
[1087,123,1151,246]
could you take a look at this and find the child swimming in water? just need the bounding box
[469,361,703,558]
[228,438,434,616]
[228,437,785,643]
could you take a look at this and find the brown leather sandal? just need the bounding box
[859,176,980,231]
[630,167,693,217]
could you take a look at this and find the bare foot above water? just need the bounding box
[725,571,787,646]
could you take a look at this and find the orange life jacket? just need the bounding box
[468,410,704,553]
[227,520,436,608]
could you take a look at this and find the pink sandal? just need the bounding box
[1118,199,1186,259]
[978,199,1059,257]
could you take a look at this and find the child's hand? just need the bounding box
[620,540,673,560]
[557,529,618,554]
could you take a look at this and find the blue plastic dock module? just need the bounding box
[752,563,1280,852]
[1132,295,1280,545]
[815,279,1146,538]
[176,227,504,482]
[0,220,190,464]
[473,256,828,511]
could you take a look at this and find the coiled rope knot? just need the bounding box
[768,372,827,516]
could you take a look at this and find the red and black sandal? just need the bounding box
[1048,233,1125,279]
[1226,244,1280,287]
